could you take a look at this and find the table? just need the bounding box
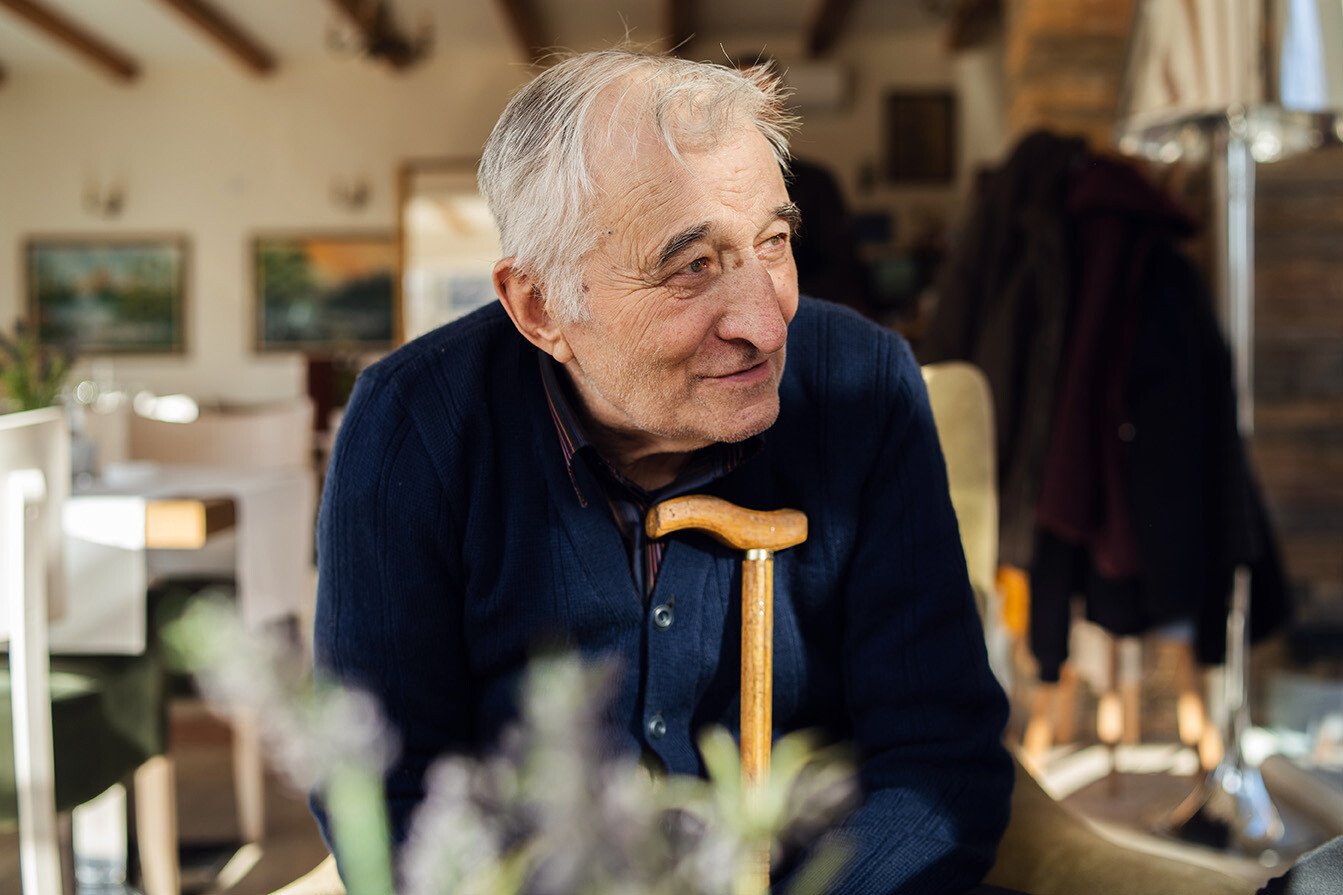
[55,462,315,655]
[145,497,237,549]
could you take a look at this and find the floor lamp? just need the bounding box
[1115,0,1343,856]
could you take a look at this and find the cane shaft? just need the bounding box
[741,550,773,784]
[741,550,773,895]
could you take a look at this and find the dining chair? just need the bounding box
[128,397,314,469]
[0,407,178,895]
[131,396,317,846]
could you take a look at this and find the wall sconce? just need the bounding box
[330,175,371,211]
[83,175,126,219]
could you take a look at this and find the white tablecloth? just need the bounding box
[53,462,316,654]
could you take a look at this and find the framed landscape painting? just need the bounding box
[253,233,396,353]
[27,237,188,354]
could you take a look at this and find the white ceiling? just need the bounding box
[0,0,950,77]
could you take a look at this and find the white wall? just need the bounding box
[0,51,528,402]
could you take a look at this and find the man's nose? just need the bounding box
[716,260,788,354]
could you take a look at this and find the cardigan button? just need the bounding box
[647,713,667,740]
[652,604,674,629]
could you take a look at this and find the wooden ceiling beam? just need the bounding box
[665,0,696,56]
[492,0,548,66]
[0,0,139,80]
[151,0,276,75]
[946,0,1002,52]
[805,0,860,58]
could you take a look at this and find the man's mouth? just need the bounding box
[705,359,771,385]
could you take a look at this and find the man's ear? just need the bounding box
[493,258,574,363]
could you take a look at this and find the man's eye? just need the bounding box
[763,233,788,249]
[686,257,710,274]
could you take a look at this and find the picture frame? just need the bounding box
[885,92,957,184]
[26,236,189,355]
[253,233,397,354]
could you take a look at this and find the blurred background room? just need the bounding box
[1,1,1341,893]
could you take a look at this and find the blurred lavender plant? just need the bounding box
[0,318,75,412]
[164,595,398,895]
[166,597,856,895]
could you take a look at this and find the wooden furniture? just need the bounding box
[55,487,241,656]
[112,399,315,848]
[128,397,314,470]
[62,458,314,850]
[144,496,235,549]
[0,408,179,895]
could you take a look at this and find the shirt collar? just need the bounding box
[538,349,595,486]
[536,351,762,506]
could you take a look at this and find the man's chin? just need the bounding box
[703,399,780,444]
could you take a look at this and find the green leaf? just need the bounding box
[326,766,396,895]
[699,726,743,797]
[0,317,76,411]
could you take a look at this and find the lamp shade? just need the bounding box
[1116,0,1343,162]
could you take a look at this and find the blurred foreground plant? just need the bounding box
[166,597,856,895]
[164,596,397,895]
[0,319,75,412]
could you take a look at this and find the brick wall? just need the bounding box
[1005,0,1136,147]
[1256,149,1343,607]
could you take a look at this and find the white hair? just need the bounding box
[478,50,797,322]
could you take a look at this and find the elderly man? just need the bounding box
[314,50,1011,893]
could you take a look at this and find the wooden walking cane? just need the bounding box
[645,495,808,895]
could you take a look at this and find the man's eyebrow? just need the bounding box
[775,202,802,235]
[654,222,711,271]
[649,203,802,274]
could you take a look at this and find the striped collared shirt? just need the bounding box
[537,352,759,599]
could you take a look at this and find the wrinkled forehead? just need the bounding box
[583,80,783,234]
[589,130,788,270]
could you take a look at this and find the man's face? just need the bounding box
[553,125,800,457]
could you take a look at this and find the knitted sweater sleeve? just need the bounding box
[309,366,471,858]
[825,334,1013,894]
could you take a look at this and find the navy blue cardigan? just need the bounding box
[313,297,1012,893]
